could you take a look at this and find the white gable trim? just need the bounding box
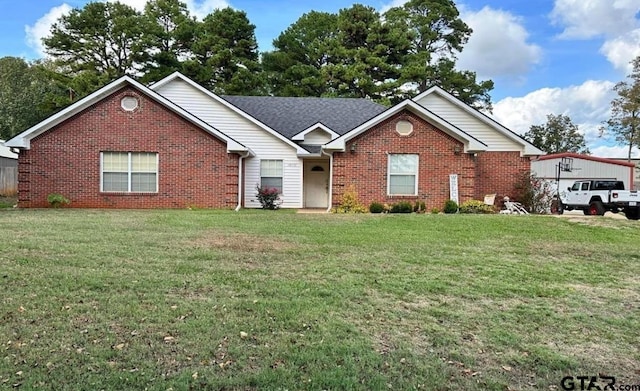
[4,76,251,155]
[291,122,340,141]
[0,140,18,159]
[324,100,487,153]
[151,72,308,155]
[413,86,544,156]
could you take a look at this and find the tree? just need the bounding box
[139,0,197,83]
[43,2,147,82]
[600,56,640,161]
[385,0,493,109]
[0,57,67,139]
[524,114,590,154]
[262,11,338,97]
[184,8,263,95]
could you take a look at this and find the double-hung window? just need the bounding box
[260,160,283,193]
[101,152,158,193]
[388,154,418,195]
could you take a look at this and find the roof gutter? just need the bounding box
[235,151,251,212]
[321,148,334,213]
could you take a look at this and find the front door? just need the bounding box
[303,161,329,208]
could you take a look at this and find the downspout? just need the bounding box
[235,151,250,212]
[321,148,334,213]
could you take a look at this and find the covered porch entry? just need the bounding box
[302,159,330,209]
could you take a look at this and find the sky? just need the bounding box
[1,0,639,158]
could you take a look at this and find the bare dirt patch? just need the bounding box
[189,230,298,253]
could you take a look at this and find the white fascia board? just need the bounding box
[324,100,487,153]
[5,75,251,155]
[152,72,308,155]
[5,77,136,149]
[413,86,544,156]
[0,140,18,158]
[292,122,340,141]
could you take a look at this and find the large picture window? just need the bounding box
[260,160,283,192]
[388,154,418,195]
[101,152,158,193]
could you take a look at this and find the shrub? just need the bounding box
[430,207,440,214]
[256,185,282,210]
[513,170,555,214]
[369,202,384,214]
[413,200,426,213]
[390,201,413,213]
[47,193,70,208]
[333,185,367,213]
[459,199,495,214]
[443,199,458,214]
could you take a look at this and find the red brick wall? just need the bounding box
[17,87,239,209]
[474,152,531,204]
[332,110,476,211]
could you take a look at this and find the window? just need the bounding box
[388,154,418,195]
[101,152,158,193]
[395,120,414,136]
[581,182,590,191]
[260,160,283,193]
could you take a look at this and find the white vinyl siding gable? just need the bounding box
[303,128,333,145]
[154,79,303,208]
[415,94,522,152]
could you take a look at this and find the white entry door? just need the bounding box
[303,162,329,208]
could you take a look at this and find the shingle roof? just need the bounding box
[220,96,387,139]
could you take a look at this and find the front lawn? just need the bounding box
[0,210,638,390]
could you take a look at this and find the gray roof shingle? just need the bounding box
[220,95,387,140]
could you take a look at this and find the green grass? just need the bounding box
[0,209,638,390]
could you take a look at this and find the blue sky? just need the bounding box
[1,0,639,157]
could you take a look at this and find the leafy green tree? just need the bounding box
[385,0,493,109]
[524,114,590,154]
[43,2,147,82]
[0,57,68,139]
[184,8,263,95]
[600,56,640,161]
[262,11,338,97]
[139,0,197,83]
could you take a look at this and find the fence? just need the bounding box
[0,167,17,196]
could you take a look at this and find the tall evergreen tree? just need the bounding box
[140,0,196,83]
[184,8,263,95]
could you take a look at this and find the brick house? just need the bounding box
[4,73,543,209]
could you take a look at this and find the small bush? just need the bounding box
[430,207,440,214]
[369,202,384,214]
[443,200,458,214]
[459,200,495,214]
[413,200,426,213]
[390,201,413,213]
[47,193,70,208]
[333,185,367,213]
[256,185,281,210]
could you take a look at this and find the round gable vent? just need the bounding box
[396,120,413,136]
[121,96,139,111]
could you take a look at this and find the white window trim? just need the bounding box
[260,159,284,194]
[387,154,419,196]
[100,152,159,193]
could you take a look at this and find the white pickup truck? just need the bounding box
[561,180,640,220]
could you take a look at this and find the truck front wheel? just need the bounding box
[588,201,605,216]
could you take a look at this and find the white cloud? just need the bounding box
[25,3,72,57]
[600,29,640,73]
[550,0,640,39]
[379,0,408,14]
[551,0,640,72]
[590,145,640,159]
[183,0,230,20]
[457,6,542,81]
[491,80,616,151]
